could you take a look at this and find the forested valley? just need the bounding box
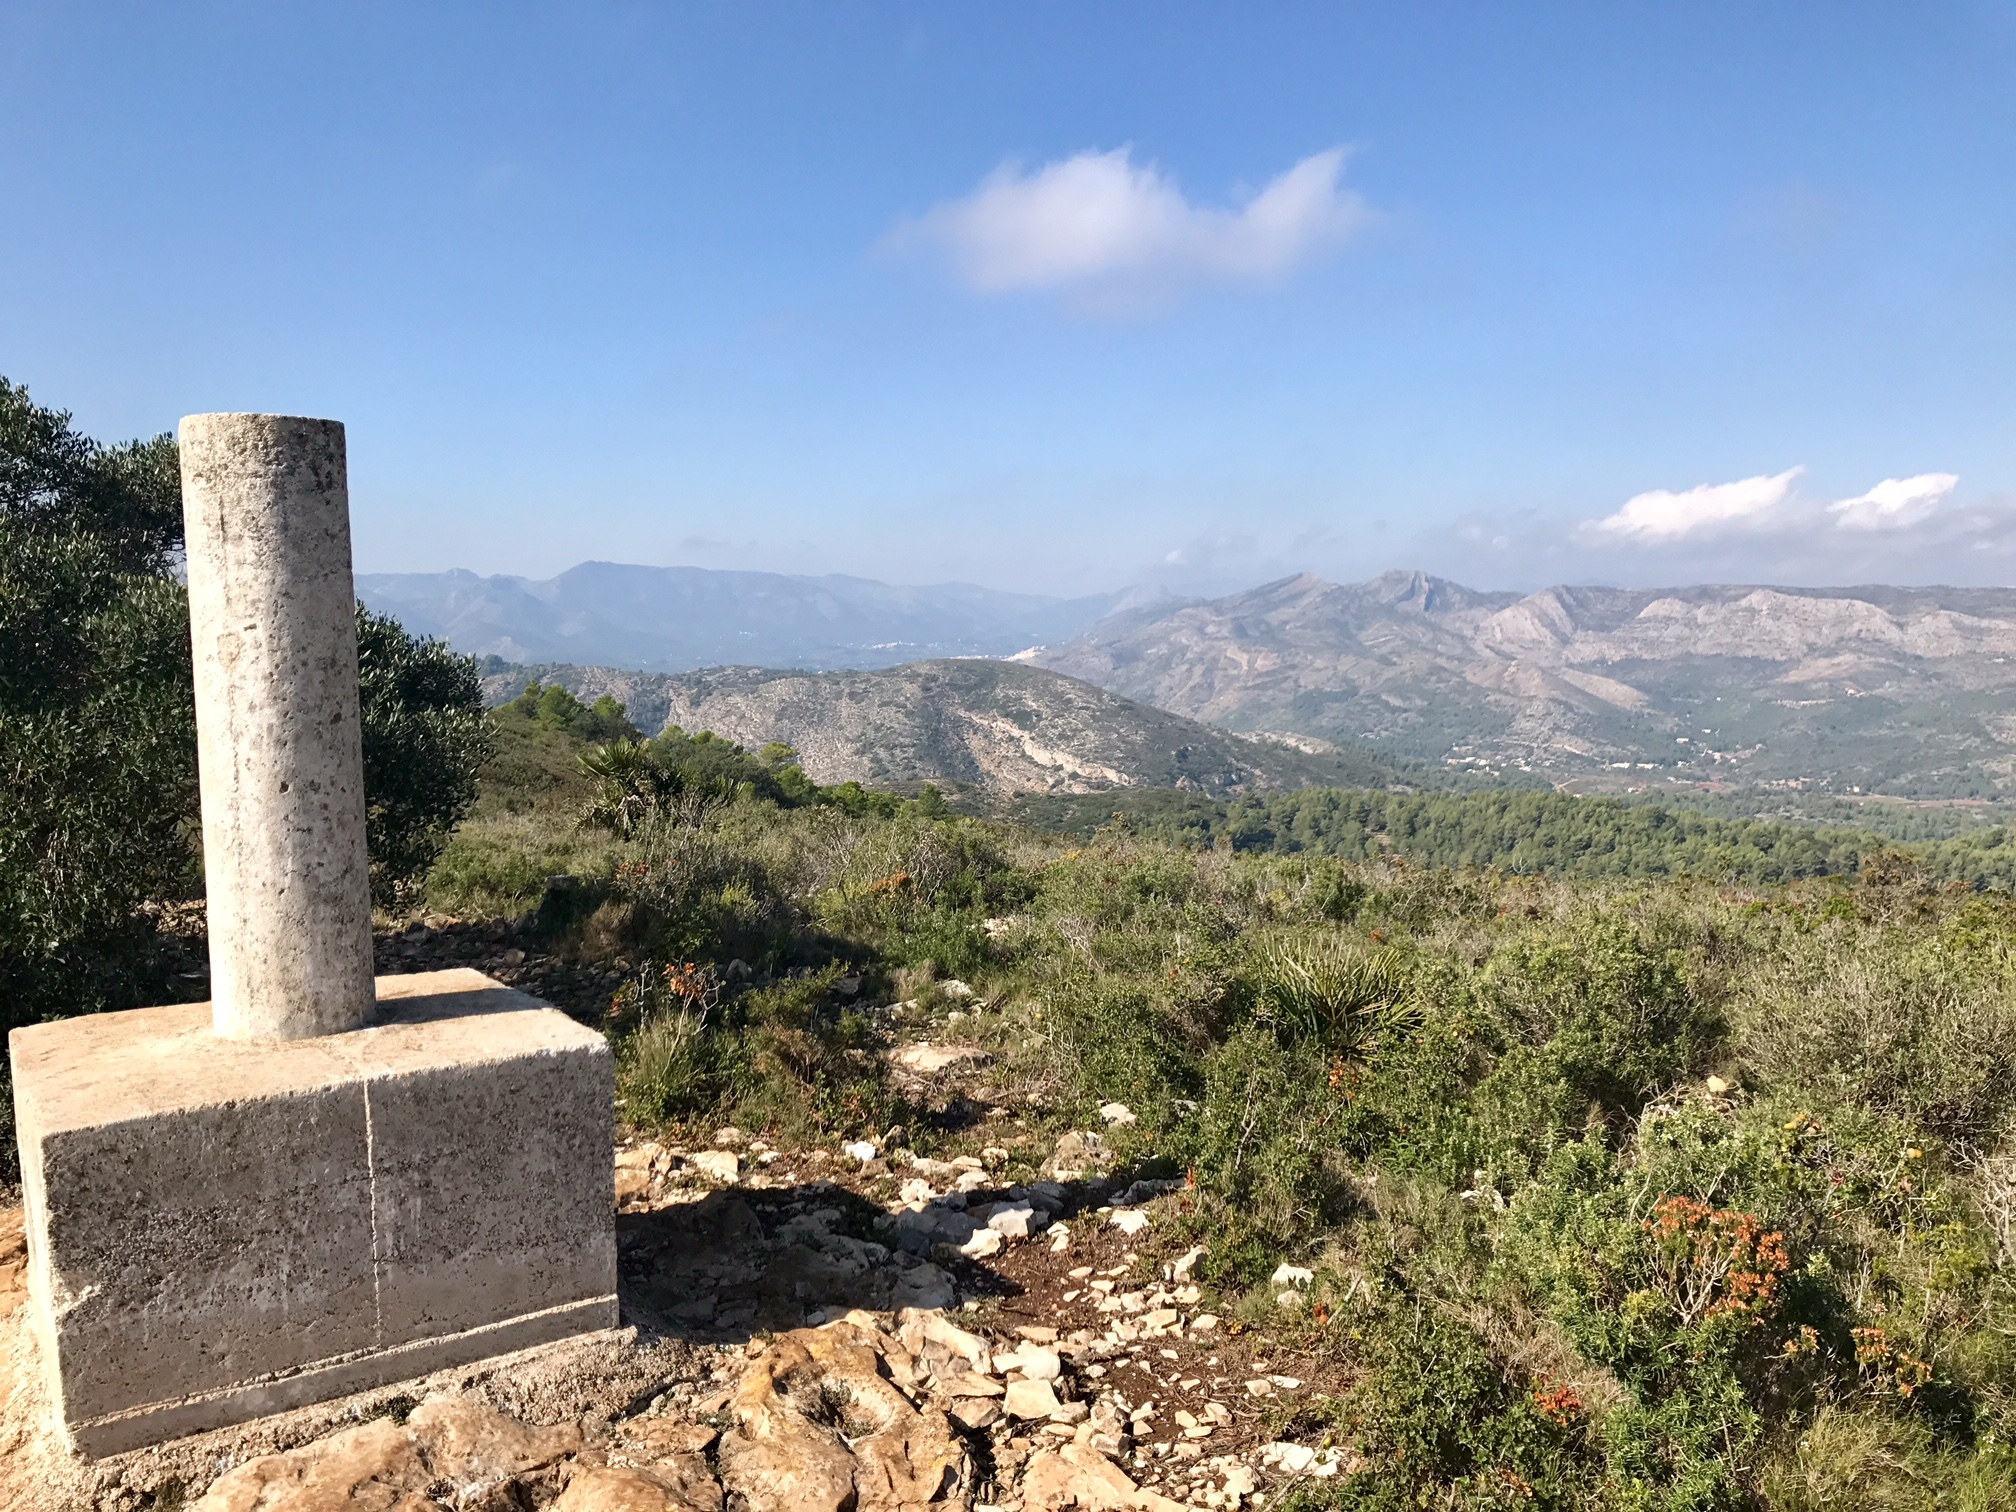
[998,785,2016,888]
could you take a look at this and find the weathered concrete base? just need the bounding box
[71,1295,618,1459]
[8,970,616,1458]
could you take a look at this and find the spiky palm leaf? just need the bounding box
[1249,934,1419,1057]
[580,738,673,837]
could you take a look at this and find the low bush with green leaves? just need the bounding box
[501,680,639,743]
[356,606,494,905]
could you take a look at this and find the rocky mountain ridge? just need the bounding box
[1035,571,2016,797]
[481,658,1414,796]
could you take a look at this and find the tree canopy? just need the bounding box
[358,607,494,903]
[2,382,199,1022]
[1003,784,2016,888]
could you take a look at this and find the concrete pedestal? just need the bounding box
[8,971,617,1458]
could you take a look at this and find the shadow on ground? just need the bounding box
[615,1170,1139,1347]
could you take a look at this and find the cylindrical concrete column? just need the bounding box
[180,414,376,1040]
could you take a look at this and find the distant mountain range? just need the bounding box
[398,560,2016,800]
[357,562,1125,672]
[1035,570,2016,799]
[480,659,1417,796]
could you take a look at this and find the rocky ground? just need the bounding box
[0,924,1361,1511]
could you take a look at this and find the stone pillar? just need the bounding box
[11,412,616,1460]
[179,414,376,1040]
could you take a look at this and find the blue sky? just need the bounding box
[5,3,2014,596]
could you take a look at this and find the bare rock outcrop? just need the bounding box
[552,1461,722,1511]
[1020,1442,1188,1511]
[193,1399,581,1510]
[718,1320,968,1512]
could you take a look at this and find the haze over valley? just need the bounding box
[358,561,1125,671]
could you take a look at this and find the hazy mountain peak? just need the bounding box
[1359,567,1467,611]
[357,561,1123,673]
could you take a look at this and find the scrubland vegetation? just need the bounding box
[428,705,2016,1509]
[10,378,2016,1505]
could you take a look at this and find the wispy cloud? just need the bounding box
[1578,467,1965,549]
[1829,472,1958,532]
[1583,468,1805,544]
[889,147,1370,307]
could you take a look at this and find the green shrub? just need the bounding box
[1740,916,2016,1148]
[619,1004,719,1124]
[424,815,621,918]
[1472,911,1721,1174]
[729,967,894,1136]
[1039,970,1205,1131]
[615,961,725,1124]
[653,725,818,808]
[356,606,492,904]
[1184,1027,1349,1252]
[613,811,804,970]
[0,525,198,1023]
[614,959,900,1140]
[1331,1001,1488,1188]
[878,906,991,978]
[1301,1302,1608,1512]
[578,738,679,837]
[1,380,198,1027]
[502,681,638,742]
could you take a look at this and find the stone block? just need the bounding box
[8,969,617,1457]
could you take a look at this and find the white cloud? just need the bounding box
[892,147,1369,301]
[1584,468,1805,544]
[1828,472,1958,531]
